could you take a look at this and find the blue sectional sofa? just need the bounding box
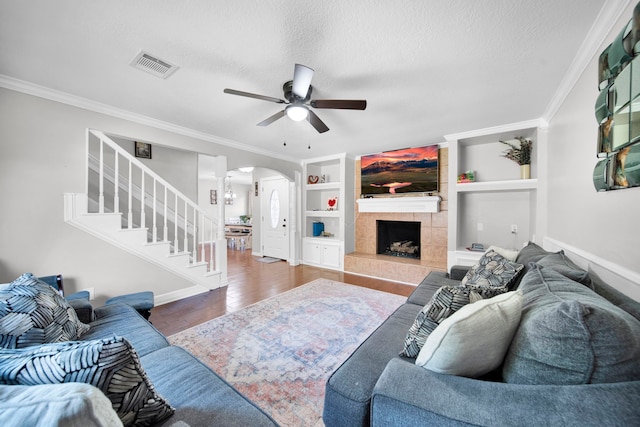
[0,274,278,427]
[323,243,640,427]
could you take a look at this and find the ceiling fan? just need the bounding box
[223,64,367,133]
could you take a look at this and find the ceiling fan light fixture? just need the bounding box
[286,104,308,121]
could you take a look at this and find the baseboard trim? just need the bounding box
[343,269,417,286]
[544,237,640,301]
[155,285,210,306]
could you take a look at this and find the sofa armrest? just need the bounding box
[371,358,640,427]
[66,292,94,324]
[449,265,471,281]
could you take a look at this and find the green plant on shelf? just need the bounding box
[500,137,532,165]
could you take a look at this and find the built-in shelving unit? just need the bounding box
[302,153,354,270]
[446,119,547,270]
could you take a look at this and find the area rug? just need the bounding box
[168,279,406,427]
[255,256,283,263]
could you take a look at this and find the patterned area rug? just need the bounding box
[168,279,406,427]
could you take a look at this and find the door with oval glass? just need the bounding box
[260,176,290,260]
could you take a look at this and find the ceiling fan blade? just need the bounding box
[224,88,285,104]
[257,110,286,127]
[310,99,367,110]
[292,64,314,98]
[308,110,329,133]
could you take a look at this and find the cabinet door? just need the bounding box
[303,240,322,265]
[322,244,341,269]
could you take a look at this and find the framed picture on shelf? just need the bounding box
[327,197,338,210]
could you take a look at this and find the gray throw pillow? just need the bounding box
[515,241,552,265]
[537,251,593,289]
[0,273,90,348]
[0,336,174,426]
[503,265,640,385]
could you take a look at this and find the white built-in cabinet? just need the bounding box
[302,153,354,270]
[446,119,547,270]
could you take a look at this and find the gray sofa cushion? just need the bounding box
[591,273,640,322]
[503,265,640,385]
[537,251,593,288]
[515,241,553,266]
[406,271,459,306]
[324,303,421,427]
[81,303,169,357]
[140,346,278,427]
[373,358,640,427]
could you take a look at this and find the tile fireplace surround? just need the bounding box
[345,148,449,284]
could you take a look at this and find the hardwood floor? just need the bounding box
[149,249,415,336]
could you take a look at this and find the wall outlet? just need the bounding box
[511,224,518,234]
[81,287,95,300]
[477,222,484,231]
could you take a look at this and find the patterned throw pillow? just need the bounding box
[461,250,524,290]
[0,273,90,348]
[0,336,174,426]
[400,285,484,358]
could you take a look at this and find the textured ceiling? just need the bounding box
[0,0,613,161]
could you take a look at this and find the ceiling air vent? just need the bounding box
[130,51,179,79]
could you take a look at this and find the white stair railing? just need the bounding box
[86,129,219,271]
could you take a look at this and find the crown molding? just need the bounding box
[444,118,547,142]
[0,74,299,164]
[542,0,632,122]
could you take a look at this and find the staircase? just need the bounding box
[64,129,226,293]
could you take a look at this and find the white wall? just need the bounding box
[546,2,640,283]
[0,88,300,303]
[111,135,198,201]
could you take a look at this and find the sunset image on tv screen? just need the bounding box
[360,145,438,195]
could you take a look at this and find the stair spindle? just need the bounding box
[183,202,189,259]
[127,161,133,228]
[99,139,104,213]
[163,186,168,242]
[174,194,179,253]
[209,218,214,270]
[193,209,198,261]
[114,151,120,214]
[152,179,157,243]
[200,211,205,264]
[140,170,146,229]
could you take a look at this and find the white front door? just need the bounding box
[261,177,290,260]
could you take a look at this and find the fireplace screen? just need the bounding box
[376,220,421,259]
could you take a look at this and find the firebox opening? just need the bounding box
[376,220,421,259]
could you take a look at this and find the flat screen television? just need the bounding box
[360,145,439,196]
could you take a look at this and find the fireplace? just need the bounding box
[376,220,421,259]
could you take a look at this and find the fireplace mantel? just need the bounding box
[356,196,441,213]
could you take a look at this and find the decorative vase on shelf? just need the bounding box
[500,137,533,180]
